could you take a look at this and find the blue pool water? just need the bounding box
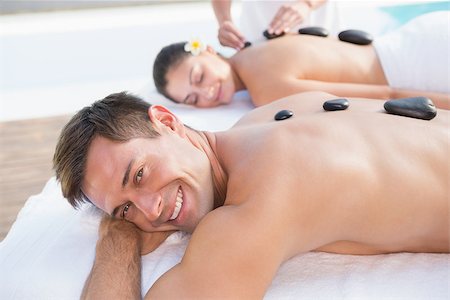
[379,1,449,27]
[338,1,449,37]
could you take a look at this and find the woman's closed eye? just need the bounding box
[191,64,203,84]
[197,73,203,83]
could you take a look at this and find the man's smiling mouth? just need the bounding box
[170,187,184,220]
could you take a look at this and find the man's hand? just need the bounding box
[268,1,314,35]
[217,20,246,50]
[99,216,176,255]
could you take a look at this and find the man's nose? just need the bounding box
[133,193,163,222]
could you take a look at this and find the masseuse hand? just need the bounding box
[99,216,176,255]
[217,20,246,50]
[268,1,314,35]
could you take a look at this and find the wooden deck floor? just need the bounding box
[0,115,71,241]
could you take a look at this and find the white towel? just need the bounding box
[1,177,449,299]
[1,89,449,299]
[374,11,450,94]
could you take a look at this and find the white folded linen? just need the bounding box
[374,11,450,94]
[1,177,448,299]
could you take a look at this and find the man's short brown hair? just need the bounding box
[53,92,159,208]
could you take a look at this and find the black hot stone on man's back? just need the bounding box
[323,99,349,111]
[384,97,437,120]
[274,110,294,121]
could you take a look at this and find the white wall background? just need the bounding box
[1,0,446,121]
[0,2,222,121]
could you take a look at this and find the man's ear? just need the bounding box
[206,45,217,55]
[148,105,186,137]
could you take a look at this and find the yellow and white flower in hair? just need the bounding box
[184,38,206,56]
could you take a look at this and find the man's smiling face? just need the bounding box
[82,108,216,233]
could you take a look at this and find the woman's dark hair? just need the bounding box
[153,42,189,102]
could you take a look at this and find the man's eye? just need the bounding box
[121,203,131,219]
[136,168,143,184]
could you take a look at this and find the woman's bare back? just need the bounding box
[231,35,388,105]
[235,35,385,83]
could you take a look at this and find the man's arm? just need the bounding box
[146,207,290,298]
[82,208,286,299]
[81,217,174,300]
[81,218,142,300]
[83,204,327,298]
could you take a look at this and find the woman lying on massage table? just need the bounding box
[153,11,449,109]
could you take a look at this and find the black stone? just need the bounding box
[243,41,252,48]
[298,26,329,37]
[274,110,294,121]
[384,97,437,120]
[338,29,373,45]
[263,30,285,40]
[323,98,349,111]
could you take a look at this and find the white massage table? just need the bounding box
[1,89,449,299]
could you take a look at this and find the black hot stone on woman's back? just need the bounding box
[263,30,285,40]
[384,97,437,120]
[274,110,294,121]
[338,29,373,45]
[323,98,349,111]
[298,26,329,37]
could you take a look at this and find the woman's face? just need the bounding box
[165,50,237,108]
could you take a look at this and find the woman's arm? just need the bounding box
[252,78,449,109]
[391,88,449,110]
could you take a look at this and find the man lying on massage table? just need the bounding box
[153,11,449,109]
[53,91,449,299]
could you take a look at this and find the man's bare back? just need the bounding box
[145,92,449,298]
[215,92,448,257]
[71,92,448,299]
